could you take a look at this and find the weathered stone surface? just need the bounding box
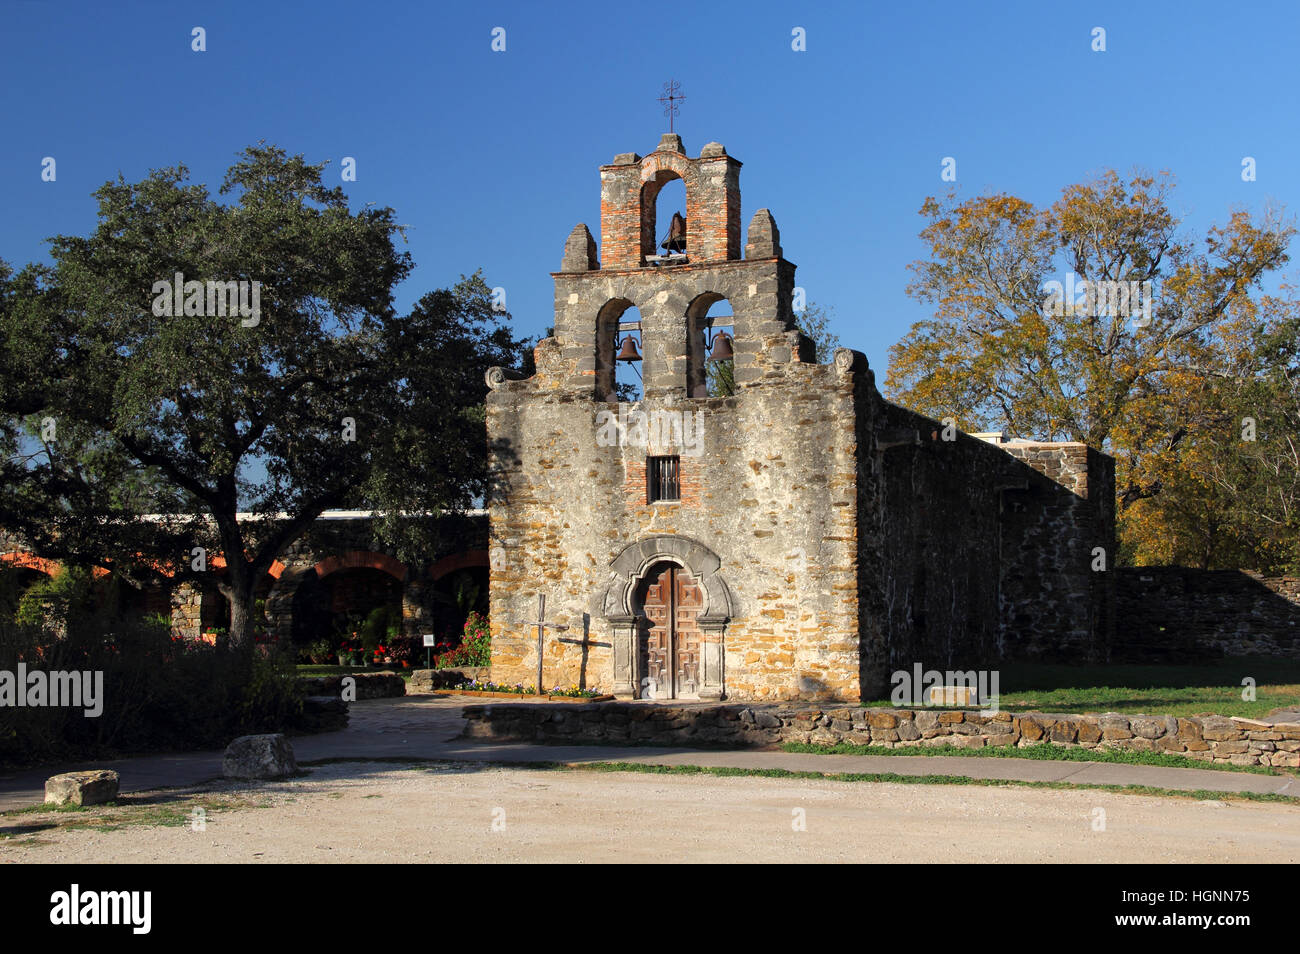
[1231,716,1274,729]
[45,770,119,807]
[1115,565,1300,660]
[1019,716,1045,741]
[1129,717,1165,739]
[482,136,1118,705]
[896,720,921,741]
[223,734,297,779]
[409,667,489,691]
[1211,740,1250,755]
[1200,716,1243,741]
[1048,719,1078,743]
[1076,720,1102,744]
[302,670,406,699]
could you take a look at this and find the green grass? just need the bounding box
[553,760,1300,806]
[297,756,1300,806]
[403,758,1300,806]
[865,659,1300,719]
[781,740,1281,774]
[0,792,276,844]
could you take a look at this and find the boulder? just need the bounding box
[223,733,298,779]
[45,770,119,807]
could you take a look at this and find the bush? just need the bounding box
[359,604,400,653]
[0,602,306,769]
[432,611,490,669]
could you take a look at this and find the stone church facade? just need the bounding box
[484,133,1116,702]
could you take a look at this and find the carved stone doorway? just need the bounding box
[636,562,704,699]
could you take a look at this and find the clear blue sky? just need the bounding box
[2,0,1297,381]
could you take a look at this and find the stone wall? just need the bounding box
[862,410,1116,692]
[1115,566,1300,659]
[461,702,1300,769]
[486,353,862,702]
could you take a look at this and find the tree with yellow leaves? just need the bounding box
[887,170,1296,569]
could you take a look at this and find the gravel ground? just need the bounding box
[3,760,1298,863]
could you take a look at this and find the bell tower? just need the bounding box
[547,135,811,402]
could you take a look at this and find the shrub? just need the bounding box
[0,599,306,769]
[433,611,490,668]
[359,604,400,653]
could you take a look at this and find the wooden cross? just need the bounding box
[658,80,686,133]
[512,594,567,695]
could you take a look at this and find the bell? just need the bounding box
[707,332,734,362]
[616,336,643,362]
[661,211,687,253]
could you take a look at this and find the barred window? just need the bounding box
[647,456,680,503]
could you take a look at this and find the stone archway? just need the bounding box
[597,535,733,700]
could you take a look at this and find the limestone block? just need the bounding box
[45,770,119,807]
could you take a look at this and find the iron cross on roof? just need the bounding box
[658,80,686,133]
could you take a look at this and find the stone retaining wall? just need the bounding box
[299,671,405,700]
[461,703,1300,769]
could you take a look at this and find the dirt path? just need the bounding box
[5,760,1298,863]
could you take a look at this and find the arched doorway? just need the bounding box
[634,561,705,699]
[599,535,733,700]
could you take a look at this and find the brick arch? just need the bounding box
[640,162,687,261]
[429,550,489,582]
[313,550,407,581]
[0,551,61,578]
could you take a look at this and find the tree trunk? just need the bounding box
[219,567,259,650]
[228,591,252,648]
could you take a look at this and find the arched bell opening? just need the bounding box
[686,293,735,398]
[595,298,643,402]
[641,171,687,263]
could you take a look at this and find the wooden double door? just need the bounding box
[636,562,704,699]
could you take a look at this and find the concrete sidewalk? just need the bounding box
[2,694,1297,811]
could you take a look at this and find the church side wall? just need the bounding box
[861,406,1116,696]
